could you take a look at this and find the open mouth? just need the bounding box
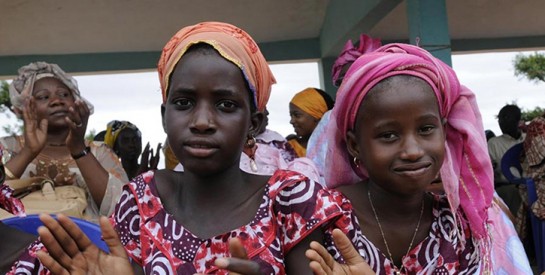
[184,141,219,158]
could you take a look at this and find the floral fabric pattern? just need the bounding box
[112,169,343,274]
[327,194,480,275]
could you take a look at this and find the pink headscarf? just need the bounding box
[324,43,494,242]
[331,34,381,85]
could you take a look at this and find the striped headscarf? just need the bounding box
[157,21,276,112]
[103,120,141,149]
[324,43,494,250]
[9,62,94,117]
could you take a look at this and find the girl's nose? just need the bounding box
[190,105,215,133]
[400,136,424,161]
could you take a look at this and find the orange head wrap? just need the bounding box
[290,88,329,119]
[157,21,276,111]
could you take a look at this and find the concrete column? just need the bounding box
[406,0,452,66]
[319,56,337,98]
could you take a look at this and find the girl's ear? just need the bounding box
[161,104,167,134]
[248,111,265,137]
[346,130,360,159]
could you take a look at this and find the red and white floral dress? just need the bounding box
[111,170,344,274]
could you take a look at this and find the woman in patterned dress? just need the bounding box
[1,62,128,222]
[35,22,346,275]
[305,44,532,274]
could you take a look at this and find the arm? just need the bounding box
[65,100,111,207]
[285,229,323,274]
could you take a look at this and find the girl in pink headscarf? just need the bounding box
[306,44,531,274]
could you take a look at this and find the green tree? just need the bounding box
[521,106,544,121]
[514,52,545,83]
[0,80,23,135]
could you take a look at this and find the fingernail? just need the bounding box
[215,258,229,268]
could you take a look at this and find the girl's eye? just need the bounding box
[217,100,237,111]
[59,91,71,98]
[379,132,398,142]
[420,125,436,135]
[173,98,194,109]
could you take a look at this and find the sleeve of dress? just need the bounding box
[90,141,129,216]
[110,183,143,265]
[322,190,361,262]
[272,172,344,253]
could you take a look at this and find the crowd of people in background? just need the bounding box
[0,21,542,275]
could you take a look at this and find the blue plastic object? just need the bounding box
[2,214,109,253]
[501,143,544,272]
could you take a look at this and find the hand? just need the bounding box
[138,142,162,174]
[36,214,133,275]
[305,229,374,275]
[21,97,48,156]
[65,100,91,154]
[195,238,261,275]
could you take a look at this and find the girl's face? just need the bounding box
[162,49,260,175]
[289,103,319,138]
[32,77,76,128]
[347,76,445,195]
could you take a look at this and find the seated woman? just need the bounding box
[0,147,48,274]
[103,120,161,180]
[0,62,128,222]
[287,87,333,157]
[306,44,531,274]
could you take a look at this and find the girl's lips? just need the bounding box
[184,142,219,158]
[393,163,432,177]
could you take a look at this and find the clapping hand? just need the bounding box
[36,214,133,275]
[65,99,91,154]
[138,142,162,174]
[20,97,48,156]
[305,229,375,275]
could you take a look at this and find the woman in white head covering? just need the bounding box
[1,62,128,223]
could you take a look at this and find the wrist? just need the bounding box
[71,146,91,160]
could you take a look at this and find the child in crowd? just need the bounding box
[102,120,161,180]
[35,21,345,274]
[287,88,334,157]
[306,44,531,274]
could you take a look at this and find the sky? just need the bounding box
[1,50,544,168]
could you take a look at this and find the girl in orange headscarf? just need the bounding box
[288,87,334,157]
[35,22,347,275]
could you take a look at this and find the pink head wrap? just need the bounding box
[331,34,382,85]
[324,43,494,241]
[157,21,276,112]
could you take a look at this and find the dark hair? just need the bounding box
[498,105,521,121]
[314,88,335,110]
[170,43,257,112]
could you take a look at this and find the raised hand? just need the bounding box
[36,214,133,275]
[305,229,374,275]
[138,142,162,174]
[65,100,91,154]
[21,97,48,156]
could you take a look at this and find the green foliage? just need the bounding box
[522,106,545,121]
[0,80,11,112]
[514,52,545,83]
[85,129,96,141]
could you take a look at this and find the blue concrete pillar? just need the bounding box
[406,0,452,66]
[319,56,337,98]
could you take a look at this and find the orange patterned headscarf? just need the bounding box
[157,21,276,111]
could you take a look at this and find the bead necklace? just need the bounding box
[367,189,425,275]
